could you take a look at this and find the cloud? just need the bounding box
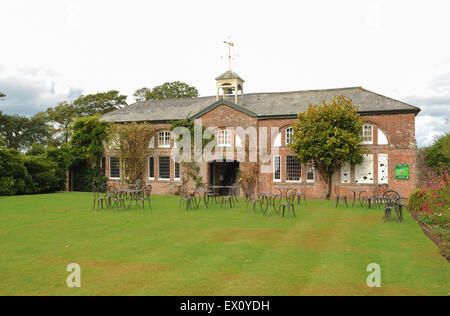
[0,66,82,116]
[403,72,450,147]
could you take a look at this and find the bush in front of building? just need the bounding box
[408,168,449,259]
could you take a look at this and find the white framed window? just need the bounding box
[341,161,351,184]
[218,130,232,147]
[378,154,388,184]
[273,155,281,182]
[174,158,180,181]
[158,156,170,180]
[285,127,293,145]
[286,155,301,182]
[362,124,373,144]
[306,162,315,183]
[355,154,374,184]
[148,157,155,180]
[109,157,120,179]
[158,131,171,148]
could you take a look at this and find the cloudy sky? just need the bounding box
[0,0,449,147]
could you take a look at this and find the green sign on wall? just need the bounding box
[395,164,409,180]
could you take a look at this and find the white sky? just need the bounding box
[0,0,449,147]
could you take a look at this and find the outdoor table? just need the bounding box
[351,190,366,207]
[275,187,295,202]
[117,189,142,209]
[259,193,281,212]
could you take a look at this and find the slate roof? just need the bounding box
[215,70,245,82]
[100,87,421,123]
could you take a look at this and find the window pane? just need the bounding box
[175,161,180,179]
[286,128,293,145]
[306,162,314,181]
[273,156,281,181]
[363,124,373,143]
[149,157,154,178]
[286,155,301,181]
[159,131,170,147]
[110,157,120,178]
[159,156,170,179]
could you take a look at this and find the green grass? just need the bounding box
[0,192,448,296]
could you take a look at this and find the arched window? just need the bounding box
[273,133,281,147]
[235,134,243,147]
[158,131,171,148]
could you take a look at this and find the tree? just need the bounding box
[70,115,110,163]
[133,87,152,102]
[289,95,365,199]
[425,132,450,172]
[108,122,155,184]
[133,81,199,102]
[0,111,50,150]
[46,101,78,144]
[0,92,5,99]
[73,90,127,116]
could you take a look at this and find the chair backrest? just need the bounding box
[179,185,189,197]
[383,190,400,207]
[286,188,297,203]
[134,179,144,191]
[144,185,152,197]
[379,184,388,195]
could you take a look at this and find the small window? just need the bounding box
[109,157,120,179]
[273,155,281,182]
[159,156,170,180]
[306,162,314,183]
[100,157,106,175]
[362,124,373,144]
[148,157,155,180]
[158,131,171,148]
[174,158,180,181]
[286,155,301,182]
[218,130,232,147]
[285,127,293,145]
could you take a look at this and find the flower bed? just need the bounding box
[408,168,449,261]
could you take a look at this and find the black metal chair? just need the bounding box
[279,189,297,218]
[363,186,382,209]
[92,184,110,210]
[220,196,235,208]
[137,184,152,209]
[179,186,198,212]
[109,187,126,209]
[296,188,307,205]
[334,185,348,208]
[382,190,402,223]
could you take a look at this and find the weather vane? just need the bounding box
[223,40,237,71]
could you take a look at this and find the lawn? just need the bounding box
[0,192,448,296]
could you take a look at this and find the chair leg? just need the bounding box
[344,196,348,208]
[335,196,339,207]
[291,204,296,218]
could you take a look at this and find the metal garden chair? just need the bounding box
[382,190,402,223]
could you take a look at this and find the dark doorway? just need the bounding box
[208,160,239,194]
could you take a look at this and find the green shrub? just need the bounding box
[408,189,429,211]
[24,156,61,193]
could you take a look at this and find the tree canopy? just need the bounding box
[45,101,78,144]
[133,81,199,102]
[289,95,365,199]
[0,92,5,99]
[73,90,127,116]
[425,132,450,172]
[0,111,51,150]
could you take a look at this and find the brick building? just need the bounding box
[101,70,420,198]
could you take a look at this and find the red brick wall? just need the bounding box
[103,106,418,199]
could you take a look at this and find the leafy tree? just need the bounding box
[133,87,152,102]
[134,81,199,101]
[108,122,155,184]
[0,92,5,99]
[425,132,450,172]
[70,115,110,163]
[26,143,46,156]
[0,111,50,150]
[46,101,78,144]
[73,90,127,116]
[289,95,365,199]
